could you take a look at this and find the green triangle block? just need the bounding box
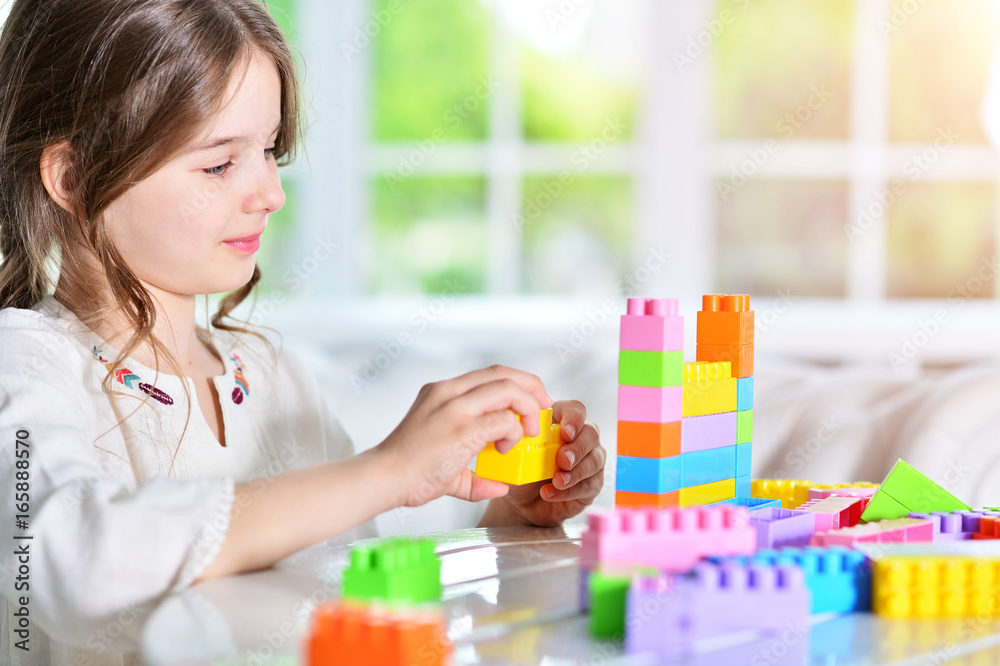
[877,459,970,514]
[860,489,910,522]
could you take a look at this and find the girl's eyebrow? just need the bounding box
[191,121,282,153]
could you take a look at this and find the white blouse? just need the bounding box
[0,295,377,665]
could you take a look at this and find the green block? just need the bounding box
[859,489,910,522]
[985,506,1000,512]
[589,571,630,639]
[619,350,683,387]
[736,409,753,445]
[860,459,971,523]
[341,538,442,605]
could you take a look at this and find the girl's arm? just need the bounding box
[196,364,553,581]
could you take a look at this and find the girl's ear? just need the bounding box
[40,141,83,219]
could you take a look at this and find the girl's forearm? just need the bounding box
[195,447,398,582]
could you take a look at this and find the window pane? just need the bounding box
[718,180,847,297]
[520,176,634,294]
[368,177,486,294]
[519,2,641,141]
[888,183,997,298]
[714,0,853,140]
[372,0,490,141]
[890,0,1000,144]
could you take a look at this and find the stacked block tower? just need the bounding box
[615,295,754,509]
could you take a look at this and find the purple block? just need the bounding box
[620,298,684,352]
[626,562,810,660]
[680,412,738,453]
[749,507,817,548]
[618,385,682,423]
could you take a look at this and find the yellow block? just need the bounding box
[751,479,814,509]
[679,478,735,507]
[874,557,1000,619]
[682,362,737,417]
[475,409,561,485]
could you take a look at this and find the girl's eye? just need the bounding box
[265,146,276,159]
[205,161,232,177]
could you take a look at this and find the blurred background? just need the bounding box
[6,0,1000,532]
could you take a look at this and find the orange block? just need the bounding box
[697,342,754,378]
[307,603,451,666]
[697,294,754,345]
[617,421,681,458]
[615,490,680,509]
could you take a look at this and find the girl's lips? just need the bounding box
[223,235,261,255]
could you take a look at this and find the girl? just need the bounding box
[0,1,607,663]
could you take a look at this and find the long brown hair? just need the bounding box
[0,0,300,467]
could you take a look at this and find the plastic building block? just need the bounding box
[619,350,683,387]
[620,298,683,352]
[751,479,814,509]
[695,294,755,345]
[588,570,631,638]
[615,490,678,509]
[579,505,756,572]
[736,409,753,444]
[736,376,754,411]
[736,474,751,498]
[475,408,561,485]
[811,517,935,547]
[680,445,736,488]
[625,561,808,661]
[808,484,879,501]
[679,412,737,453]
[681,362,737,417]
[908,511,977,542]
[306,603,451,666]
[713,496,781,510]
[798,496,868,530]
[748,507,818,548]
[617,420,680,458]
[974,515,1000,539]
[874,556,1000,618]
[341,538,442,605]
[696,342,754,378]
[679,477,735,507]
[714,546,872,614]
[617,385,682,423]
[615,455,681,494]
[860,459,971,522]
[736,442,752,477]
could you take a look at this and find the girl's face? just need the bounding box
[101,53,286,298]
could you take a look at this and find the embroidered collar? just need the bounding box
[91,345,175,406]
[230,352,250,404]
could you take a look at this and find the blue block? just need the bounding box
[680,445,736,487]
[736,473,751,497]
[711,497,781,510]
[736,442,752,477]
[712,546,872,614]
[615,455,681,494]
[736,376,753,411]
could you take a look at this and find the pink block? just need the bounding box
[620,298,684,352]
[618,385,682,424]
[580,506,756,572]
[680,412,738,452]
[810,518,935,547]
[797,496,866,530]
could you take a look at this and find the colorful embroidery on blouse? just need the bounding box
[231,353,249,405]
[91,345,174,406]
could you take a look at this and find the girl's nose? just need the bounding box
[246,165,286,214]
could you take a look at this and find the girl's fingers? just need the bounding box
[449,469,510,502]
[453,379,542,445]
[543,472,603,503]
[553,442,607,490]
[553,399,587,443]
[557,422,601,471]
[443,366,552,416]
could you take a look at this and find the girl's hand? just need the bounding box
[479,400,606,528]
[376,365,553,508]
